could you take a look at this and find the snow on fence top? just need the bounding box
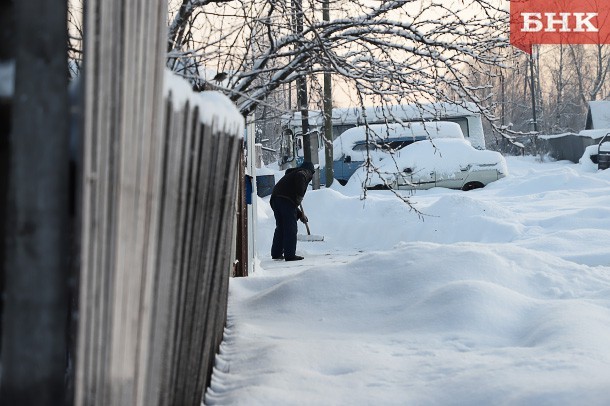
[164,69,244,135]
[538,129,610,140]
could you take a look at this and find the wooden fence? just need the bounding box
[74,0,244,405]
[0,0,245,404]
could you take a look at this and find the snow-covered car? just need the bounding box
[349,138,508,191]
[319,121,466,185]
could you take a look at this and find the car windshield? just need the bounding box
[352,142,377,151]
[352,138,422,153]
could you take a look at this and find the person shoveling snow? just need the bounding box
[296,204,324,242]
[269,161,321,261]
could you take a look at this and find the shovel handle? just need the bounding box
[304,221,311,236]
[299,204,311,236]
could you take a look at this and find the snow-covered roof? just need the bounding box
[578,129,610,140]
[286,102,481,127]
[586,101,610,130]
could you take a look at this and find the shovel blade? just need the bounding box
[297,233,324,242]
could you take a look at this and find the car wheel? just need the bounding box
[462,181,484,191]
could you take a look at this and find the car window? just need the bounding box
[388,140,417,150]
[352,142,377,151]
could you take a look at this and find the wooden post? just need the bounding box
[0,0,15,364]
[234,144,248,277]
[0,4,13,188]
[0,0,70,404]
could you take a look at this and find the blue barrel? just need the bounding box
[256,174,275,197]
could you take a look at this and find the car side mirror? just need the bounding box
[344,155,352,163]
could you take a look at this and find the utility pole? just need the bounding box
[322,0,333,187]
[297,78,311,162]
[500,69,505,128]
[529,46,538,132]
[294,0,320,188]
[295,0,311,163]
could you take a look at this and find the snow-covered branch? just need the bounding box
[166,0,510,123]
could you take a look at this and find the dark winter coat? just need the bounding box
[271,166,314,207]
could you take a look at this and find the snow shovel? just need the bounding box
[297,204,324,242]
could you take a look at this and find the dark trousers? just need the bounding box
[270,196,298,259]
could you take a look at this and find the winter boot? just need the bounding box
[285,255,304,261]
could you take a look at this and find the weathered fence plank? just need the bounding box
[234,146,249,277]
[146,96,190,406]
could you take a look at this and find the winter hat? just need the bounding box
[300,161,316,173]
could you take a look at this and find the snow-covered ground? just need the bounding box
[205,156,610,405]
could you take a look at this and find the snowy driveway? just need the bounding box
[205,156,610,406]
